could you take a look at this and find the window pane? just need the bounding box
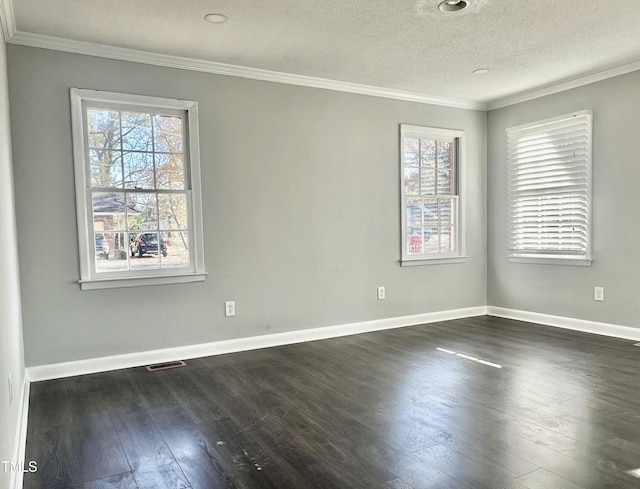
[129,231,161,269]
[122,112,153,152]
[159,194,188,230]
[156,154,185,190]
[111,232,129,258]
[90,150,122,188]
[421,169,436,195]
[422,199,438,254]
[94,232,109,260]
[123,152,155,189]
[87,109,121,150]
[406,199,423,255]
[437,170,452,195]
[437,141,453,168]
[404,138,419,167]
[404,167,419,195]
[424,202,438,228]
[161,232,189,269]
[95,232,128,273]
[439,227,454,253]
[439,199,454,227]
[406,231,423,255]
[127,193,158,230]
[421,139,436,167]
[127,232,138,258]
[153,115,183,153]
[93,193,127,231]
[440,200,456,253]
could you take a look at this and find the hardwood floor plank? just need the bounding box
[84,472,139,489]
[148,407,239,489]
[24,316,640,489]
[22,422,84,489]
[515,468,586,489]
[112,412,190,488]
[412,443,528,489]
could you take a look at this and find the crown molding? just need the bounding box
[0,0,15,41]
[6,30,488,111]
[487,59,640,110]
[5,2,640,112]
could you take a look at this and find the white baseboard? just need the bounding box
[487,306,640,342]
[26,305,640,382]
[26,306,488,381]
[9,378,30,489]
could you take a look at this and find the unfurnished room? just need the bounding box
[2,1,640,488]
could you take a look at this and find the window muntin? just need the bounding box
[400,125,465,263]
[506,110,592,263]
[71,89,205,289]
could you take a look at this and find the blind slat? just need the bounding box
[507,111,592,257]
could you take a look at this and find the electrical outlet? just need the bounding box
[594,286,604,302]
[8,374,13,406]
[225,301,236,317]
[377,286,386,300]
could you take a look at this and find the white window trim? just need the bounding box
[506,110,593,266]
[399,124,467,266]
[70,88,206,290]
[508,256,592,267]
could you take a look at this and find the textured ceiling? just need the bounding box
[5,0,640,107]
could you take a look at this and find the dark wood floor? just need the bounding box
[23,316,640,489]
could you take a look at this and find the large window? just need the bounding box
[400,125,465,264]
[506,110,593,265]
[71,89,205,289]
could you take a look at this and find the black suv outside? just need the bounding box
[130,232,168,257]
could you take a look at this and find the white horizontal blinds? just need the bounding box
[507,111,592,258]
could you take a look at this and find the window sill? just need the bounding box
[508,256,592,267]
[401,256,468,267]
[79,272,207,290]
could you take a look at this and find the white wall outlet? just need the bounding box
[594,286,604,302]
[225,301,236,317]
[377,286,386,300]
[8,374,13,406]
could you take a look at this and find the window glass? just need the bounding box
[71,89,205,289]
[400,125,464,263]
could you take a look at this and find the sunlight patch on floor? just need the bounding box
[436,347,502,368]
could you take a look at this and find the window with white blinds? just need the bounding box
[506,110,593,264]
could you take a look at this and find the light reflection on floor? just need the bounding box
[436,347,503,368]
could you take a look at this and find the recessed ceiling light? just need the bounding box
[204,13,228,23]
[438,0,469,12]
[473,68,489,74]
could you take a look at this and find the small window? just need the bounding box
[400,125,466,265]
[506,110,593,266]
[71,89,206,289]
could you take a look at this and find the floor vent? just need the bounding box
[145,360,187,372]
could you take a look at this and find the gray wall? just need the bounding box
[7,45,487,367]
[0,35,26,489]
[487,71,640,328]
